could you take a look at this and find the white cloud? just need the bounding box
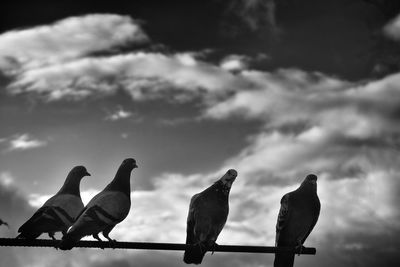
[220,55,249,72]
[103,67,400,252]
[5,134,47,152]
[175,53,198,66]
[204,70,400,141]
[105,107,133,121]
[0,14,148,73]
[121,133,129,139]
[6,52,244,102]
[384,13,400,41]
[0,172,14,187]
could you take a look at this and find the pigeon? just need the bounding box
[17,166,90,240]
[274,174,321,267]
[183,169,237,264]
[59,158,138,250]
[0,218,9,228]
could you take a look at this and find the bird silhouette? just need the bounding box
[183,169,237,264]
[59,158,138,250]
[274,174,320,267]
[0,218,9,228]
[17,166,90,240]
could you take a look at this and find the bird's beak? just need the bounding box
[134,163,138,168]
[85,172,91,176]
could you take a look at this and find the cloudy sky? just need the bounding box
[1,0,400,266]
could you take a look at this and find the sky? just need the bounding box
[1,0,400,266]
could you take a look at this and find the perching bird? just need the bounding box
[0,218,9,228]
[274,174,320,267]
[183,169,237,264]
[59,158,138,250]
[17,166,90,240]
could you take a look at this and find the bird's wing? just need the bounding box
[193,191,228,244]
[275,193,291,246]
[18,206,69,234]
[19,193,83,233]
[193,213,213,243]
[301,196,321,244]
[187,192,214,244]
[67,191,131,237]
[86,191,131,223]
[47,194,84,221]
[186,193,200,244]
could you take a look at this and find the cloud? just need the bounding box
[24,113,400,267]
[105,107,133,121]
[384,12,400,41]
[220,0,279,38]
[1,12,400,265]
[9,43,400,264]
[0,172,14,186]
[121,133,129,139]
[204,69,400,140]
[220,55,249,72]
[115,67,400,265]
[0,174,36,267]
[6,52,244,102]
[5,134,47,152]
[0,14,148,73]
[0,173,34,227]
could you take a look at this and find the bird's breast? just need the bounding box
[45,194,84,220]
[87,191,131,222]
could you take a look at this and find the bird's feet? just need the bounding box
[48,233,59,250]
[48,232,57,241]
[107,238,117,249]
[211,243,219,255]
[103,232,117,249]
[295,244,306,255]
[93,234,105,249]
[197,242,207,254]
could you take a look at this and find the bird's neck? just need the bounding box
[57,175,82,196]
[104,167,132,197]
[299,182,317,194]
[211,181,231,198]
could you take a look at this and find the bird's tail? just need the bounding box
[274,252,295,267]
[183,243,207,264]
[16,231,40,240]
[58,233,79,250]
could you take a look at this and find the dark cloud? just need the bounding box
[219,0,278,39]
[0,180,35,267]
[308,231,400,267]
[271,0,386,79]
[4,0,399,80]
[364,0,400,19]
[0,180,34,232]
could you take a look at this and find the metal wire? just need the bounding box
[0,238,316,254]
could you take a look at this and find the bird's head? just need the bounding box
[121,158,138,171]
[70,166,91,179]
[220,169,238,188]
[303,174,318,185]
